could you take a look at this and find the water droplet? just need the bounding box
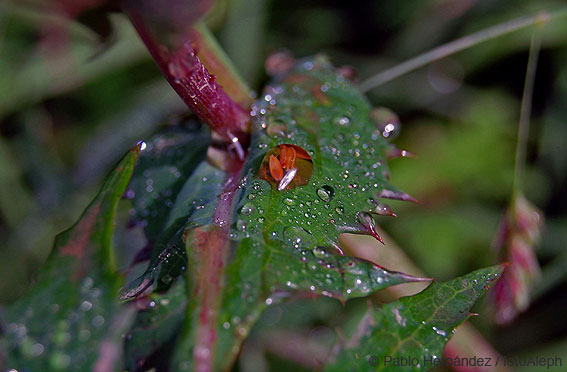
[31,342,44,357]
[80,301,92,312]
[237,220,247,231]
[283,197,294,206]
[195,345,211,359]
[50,352,71,370]
[375,203,397,217]
[161,274,173,285]
[316,185,335,202]
[283,226,315,247]
[432,326,447,337]
[267,122,288,137]
[313,247,329,259]
[124,189,135,199]
[334,206,344,215]
[334,116,350,126]
[356,210,371,224]
[370,107,401,140]
[92,315,105,327]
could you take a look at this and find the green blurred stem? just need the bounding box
[360,9,563,92]
[512,18,546,198]
[194,22,252,108]
[532,250,567,300]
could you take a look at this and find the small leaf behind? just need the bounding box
[326,265,506,372]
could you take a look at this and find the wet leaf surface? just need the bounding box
[121,125,222,297]
[0,57,499,372]
[236,57,411,247]
[325,265,506,372]
[0,146,140,371]
[164,57,429,371]
[124,280,187,371]
[127,122,210,242]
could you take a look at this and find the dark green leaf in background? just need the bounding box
[0,145,141,371]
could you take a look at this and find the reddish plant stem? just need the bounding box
[191,162,244,372]
[124,7,250,143]
[192,227,227,372]
[213,166,244,231]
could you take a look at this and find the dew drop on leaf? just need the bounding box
[375,203,397,217]
[370,107,401,140]
[316,185,335,202]
[236,220,248,231]
[313,247,329,259]
[91,315,105,327]
[283,226,315,247]
[283,197,294,206]
[239,203,255,216]
[80,301,92,312]
[161,274,173,285]
[333,116,350,126]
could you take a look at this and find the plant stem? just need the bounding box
[512,16,546,198]
[123,4,250,143]
[194,22,252,108]
[359,9,564,92]
[178,162,244,372]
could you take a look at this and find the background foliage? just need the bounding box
[0,0,566,370]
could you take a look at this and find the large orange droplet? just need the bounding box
[269,154,284,181]
[258,144,313,190]
[279,146,296,170]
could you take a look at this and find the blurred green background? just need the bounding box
[1,0,566,370]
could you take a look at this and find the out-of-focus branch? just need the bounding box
[360,9,562,92]
[512,16,546,197]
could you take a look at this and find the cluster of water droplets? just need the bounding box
[4,276,110,370]
[219,59,422,304]
[127,131,211,233]
[235,60,400,250]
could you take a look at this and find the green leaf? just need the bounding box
[120,128,224,297]
[127,123,210,242]
[325,265,506,372]
[116,56,427,372]
[233,56,409,247]
[0,145,140,371]
[123,280,187,371]
[160,56,428,371]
